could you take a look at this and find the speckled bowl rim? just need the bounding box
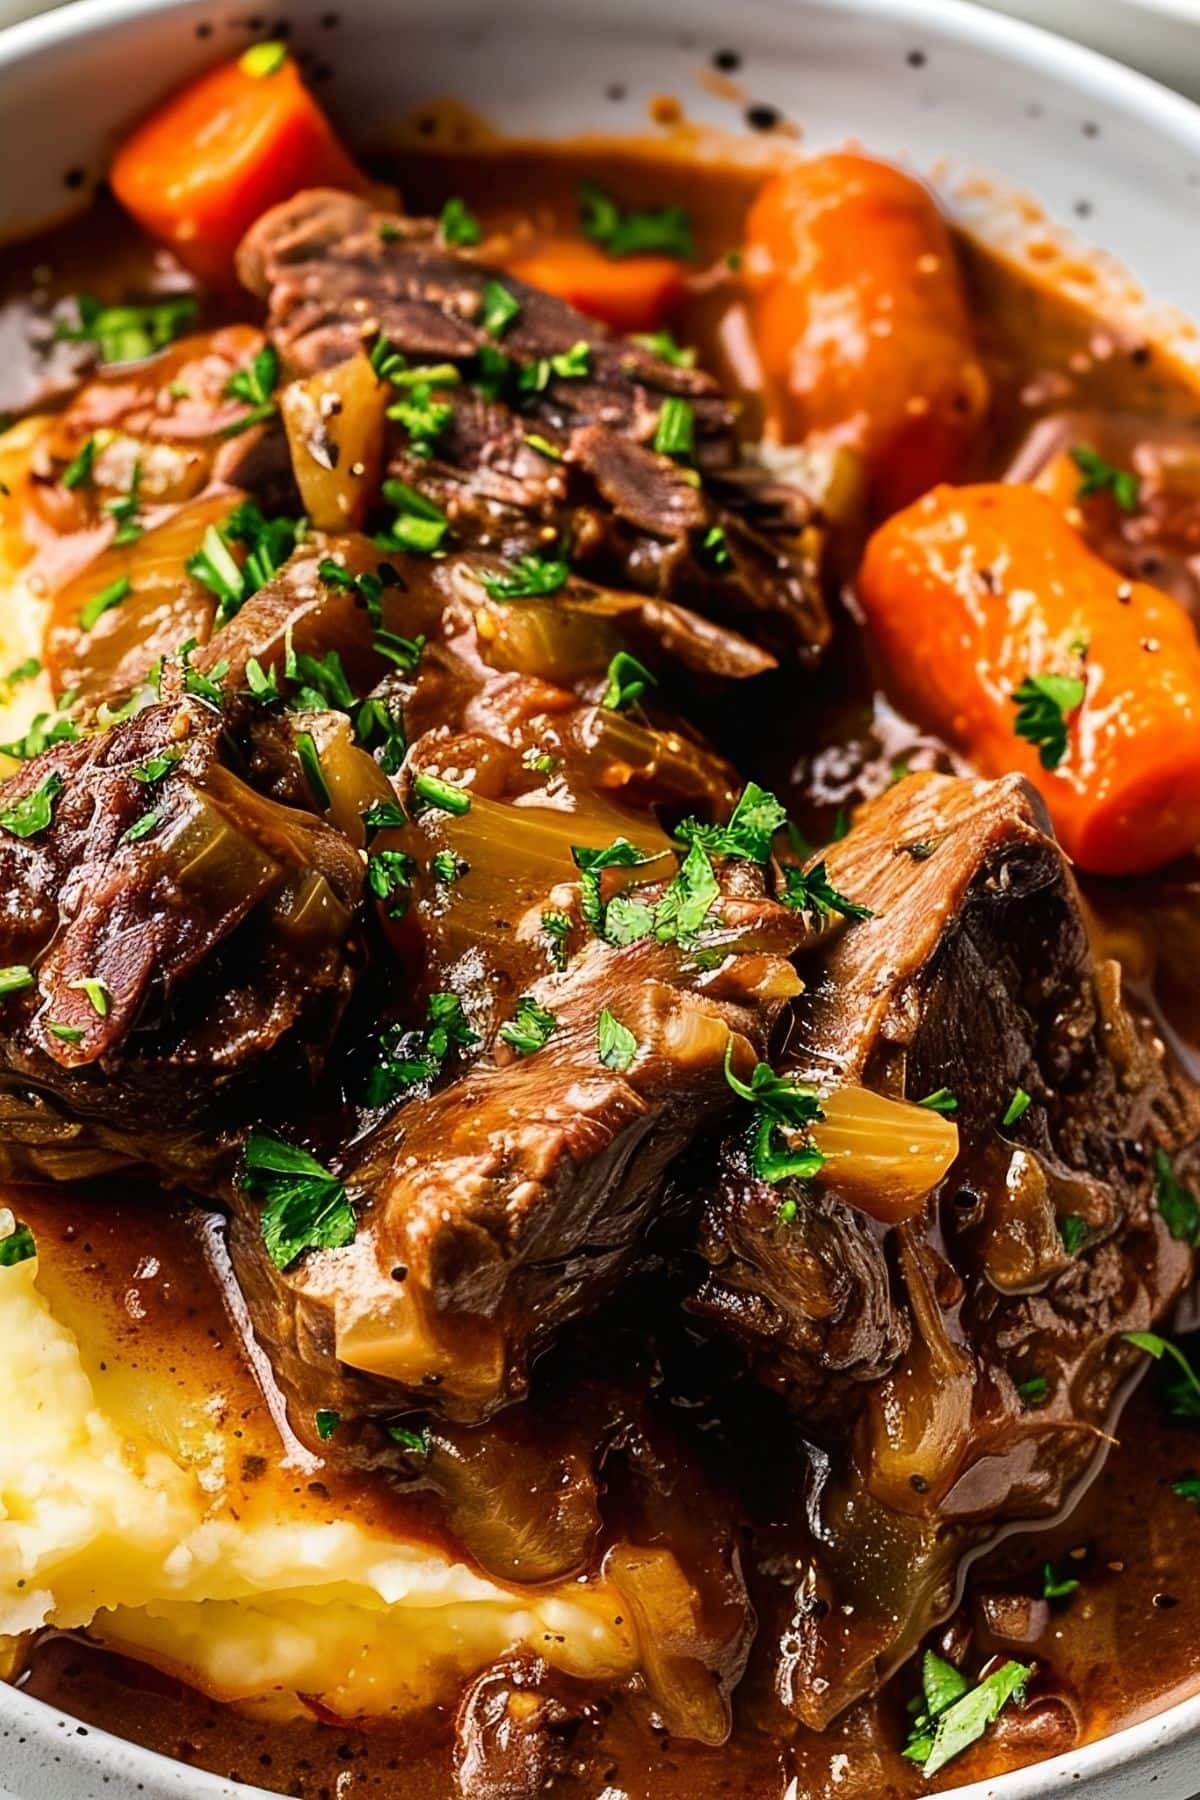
[0,0,1197,1796]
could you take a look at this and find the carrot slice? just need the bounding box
[506,237,686,333]
[744,154,989,514]
[110,44,368,287]
[857,481,1200,876]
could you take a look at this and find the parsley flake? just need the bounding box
[781,861,873,926]
[601,650,656,712]
[1070,445,1141,514]
[438,197,483,247]
[0,770,64,839]
[499,995,558,1055]
[597,1008,638,1071]
[1012,672,1086,771]
[244,1132,356,1272]
[579,183,696,260]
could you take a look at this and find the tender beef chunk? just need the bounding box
[0,692,363,1182]
[237,189,829,659]
[692,773,1200,1725]
[230,875,806,1423]
[454,1656,588,1800]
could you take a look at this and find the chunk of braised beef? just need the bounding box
[228,873,807,1425]
[0,687,363,1182]
[693,773,1200,1727]
[236,188,829,659]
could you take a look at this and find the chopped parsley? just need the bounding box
[1124,1331,1200,1418]
[386,1421,433,1456]
[69,976,109,1016]
[781,861,873,926]
[677,781,788,865]
[222,342,281,435]
[1012,672,1086,771]
[187,502,302,624]
[47,1022,84,1044]
[498,995,558,1055]
[0,1220,35,1265]
[1070,445,1141,514]
[652,841,719,943]
[702,523,731,569]
[411,770,471,816]
[362,799,408,834]
[378,478,449,553]
[1016,1375,1049,1408]
[601,650,656,712]
[571,838,656,935]
[1058,1214,1089,1255]
[541,908,572,970]
[1042,1562,1080,1601]
[919,1088,958,1115]
[243,1131,356,1272]
[1,708,77,762]
[367,848,418,917]
[129,749,180,784]
[1154,1146,1200,1247]
[579,182,696,260]
[179,639,229,706]
[79,574,132,633]
[366,991,478,1108]
[123,808,161,843]
[523,431,562,460]
[653,394,696,460]
[724,1041,826,1187]
[106,463,144,546]
[1002,1087,1032,1128]
[438,196,483,247]
[0,965,33,998]
[430,849,467,884]
[481,279,521,338]
[314,1408,340,1441]
[0,658,40,693]
[519,341,592,392]
[1173,1474,1200,1507]
[56,293,198,365]
[630,329,696,367]
[597,1008,638,1072]
[902,1652,1029,1778]
[387,383,455,458]
[294,730,330,810]
[482,553,569,600]
[61,436,96,490]
[355,695,407,774]
[0,770,64,839]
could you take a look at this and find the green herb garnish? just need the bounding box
[781,861,872,926]
[1012,672,1086,771]
[438,196,483,247]
[498,995,559,1055]
[56,293,198,365]
[1070,445,1140,514]
[579,182,696,260]
[597,1008,638,1072]
[244,1132,356,1272]
[601,650,656,712]
[0,770,63,839]
[79,575,132,633]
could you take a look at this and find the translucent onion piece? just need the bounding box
[473,594,624,683]
[813,1086,958,1223]
[568,705,739,808]
[47,488,239,702]
[301,711,396,847]
[281,354,387,531]
[604,1544,732,1747]
[866,1238,975,1511]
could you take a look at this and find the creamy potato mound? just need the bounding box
[0,1239,636,1721]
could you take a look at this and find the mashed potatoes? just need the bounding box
[0,1206,638,1722]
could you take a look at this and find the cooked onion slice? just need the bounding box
[813,1085,959,1223]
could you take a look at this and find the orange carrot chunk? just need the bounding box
[857,482,1200,876]
[110,43,369,287]
[506,237,686,334]
[744,153,989,514]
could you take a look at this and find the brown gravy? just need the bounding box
[4,125,1200,1800]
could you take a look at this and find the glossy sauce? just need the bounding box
[4,125,1200,1798]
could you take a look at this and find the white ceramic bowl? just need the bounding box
[0,2,1199,1796]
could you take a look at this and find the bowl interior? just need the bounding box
[0,2,1199,1798]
